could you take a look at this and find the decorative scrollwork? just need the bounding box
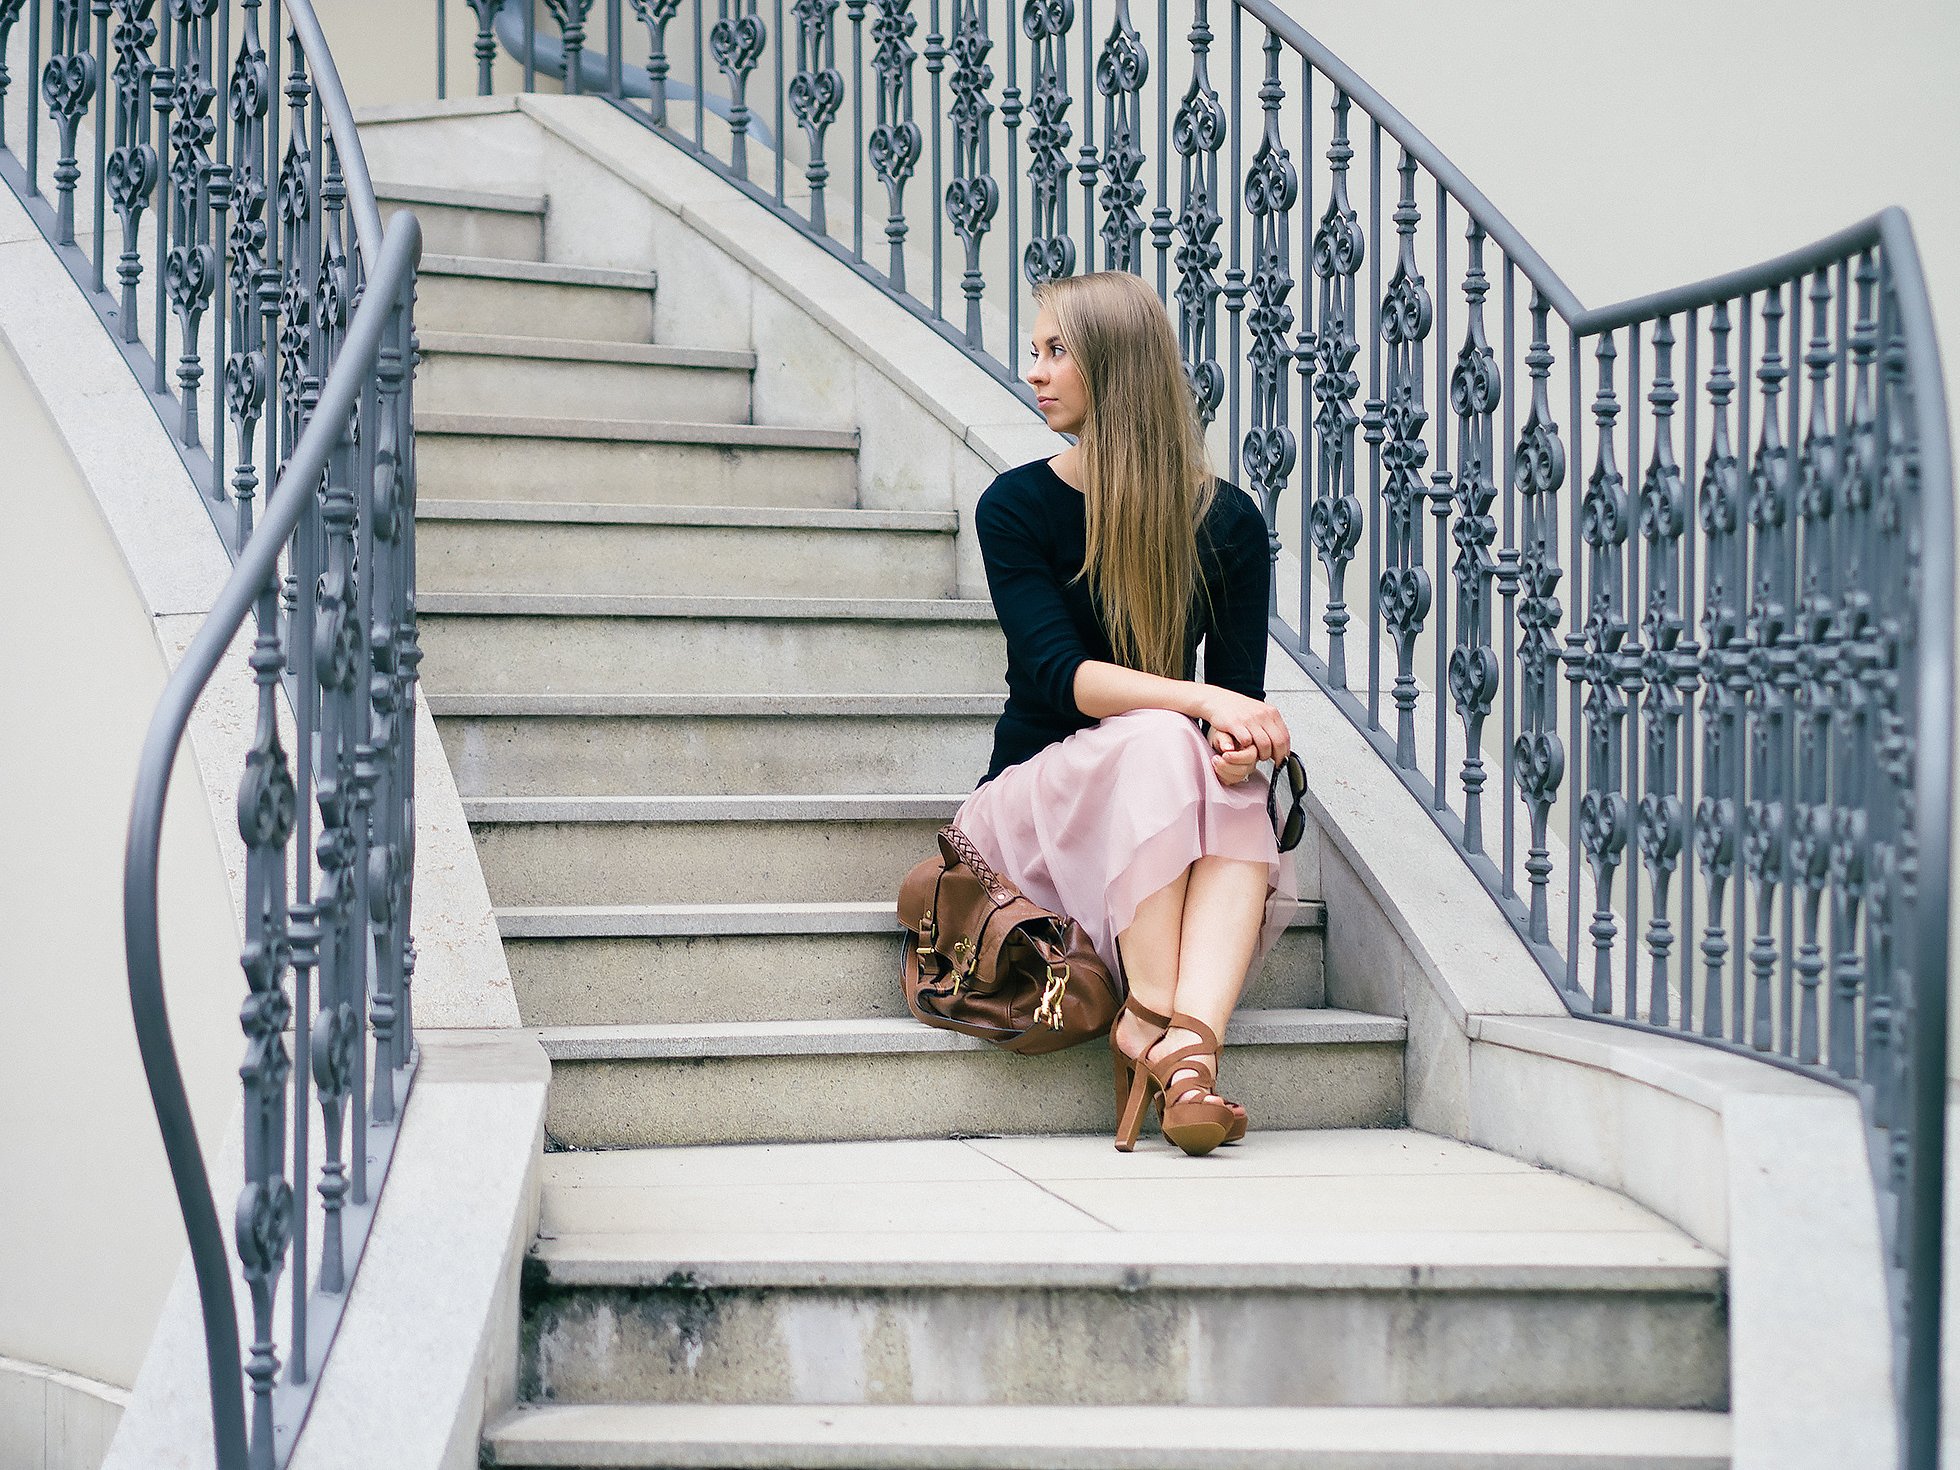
[1448,222,1501,852]
[1171,0,1223,422]
[1378,152,1433,771]
[1695,301,1745,1041]
[1310,89,1363,685]
[942,0,996,347]
[0,0,27,147]
[40,0,98,246]
[1741,284,1794,1053]
[790,0,845,233]
[1240,33,1296,607]
[1021,0,1075,285]
[710,0,766,177]
[1635,316,1692,1027]
[627,0,683,123]
[868,0,922,289]
[1093,0,1146,271]
[1570,333,1633,1014]
[161,0,220,448]
[1511,290,1563,945]
[107,0,160,341]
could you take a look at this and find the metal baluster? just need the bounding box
[235,535,296,1470]
[1500,256,1517,890]
[1221,1,1238,483]
[845,0,861,252]
[26,0,42,189]
[1072,0,1089,272]
[43,0,99,245]
[1146,0,1164,294]
[524,0,535,91]
[1000,0,1019,361]
[1829,252,1880,1079]
[545,0,591,93]
[629,0,681,125]
[608,0,622,96]
[788,0,842,231]
[1020,0,1072,284]
[774,0,785,200]
[1240,31,1292,606]
[0,0,28,152]
[1788,267,1839,1065]
[91,0,111,290]
[163,0,218,449]
[1429,186,1448,804]
[923,0,939,302]
[107,0,160,341]
[711,0,763,177]
[465,0,504,95]
[1362,113,1380,724]
[1091,0,1141,270]
[1575,332,1631,1014]
[1307,89,1360,682]
[1636,316,1690,1028]
[865,0,917,287]
[940,0,993,345]
[1694,301,1743,1039]
[1511,289,1564,946]
[1447,220,1499,850]
[1743,285,1792,1053]
[1168,0,1219,424]
[1377,150,1429,770]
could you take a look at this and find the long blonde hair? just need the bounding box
[1034,271,1215,679]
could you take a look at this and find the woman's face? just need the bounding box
[1026,307,1088,437]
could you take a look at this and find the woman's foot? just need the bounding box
[1147,1021,1248,1145]
[1110,998,1171,1152]
[1145,1014,1239,1157]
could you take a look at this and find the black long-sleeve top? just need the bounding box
[974,457,1272,783]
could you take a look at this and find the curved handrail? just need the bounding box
[122,212,423,1470]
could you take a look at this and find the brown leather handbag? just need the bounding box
[897,826,1122,1055]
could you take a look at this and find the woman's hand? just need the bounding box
[1209,727,1261,786]
[1192,686,1291,764]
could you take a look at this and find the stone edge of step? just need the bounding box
[417,592,998,620]
[374,179,547,213]
[416,500,957,533]
[418,253,657,290]
[531,1009,1404,1062]
[463,793,967,823]
[418,332,756,370]
[412,412,859,450]
[482,1402,1733,1469]
[427,693,1004,717]
[495,899,1328,938]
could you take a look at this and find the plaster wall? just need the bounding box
[0,287,240,1445]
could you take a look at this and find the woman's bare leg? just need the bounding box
[1150,855,1268,1100]
[1113,867,1189,1061]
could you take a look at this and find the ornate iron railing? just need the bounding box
[1,2,423,1466]
[450,3,1949,1460]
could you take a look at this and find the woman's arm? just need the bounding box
[1072,661,1290,764]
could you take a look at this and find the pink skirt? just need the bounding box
[954,708,1298,983]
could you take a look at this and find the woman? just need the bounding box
[955,271,1297,1158]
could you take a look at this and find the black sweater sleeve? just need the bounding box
[1199,491,1271,698]
[975,483,1092,716]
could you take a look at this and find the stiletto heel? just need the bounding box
[1148,1014,1238,1158]
[1110,997,1172,1151]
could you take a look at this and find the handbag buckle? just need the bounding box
[951,936,977,993]
[916,909,936,960]
[1033,963,1071,1029]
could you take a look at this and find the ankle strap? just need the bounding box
[1168,1013,1221,1050]
[1122,997,1172,1029]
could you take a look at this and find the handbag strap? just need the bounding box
[940,824,1013,905]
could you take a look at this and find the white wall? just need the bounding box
[0,307,241,1447]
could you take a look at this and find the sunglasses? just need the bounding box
[1267,752,1307,853]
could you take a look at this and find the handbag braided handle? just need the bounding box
[939,825,1014,906]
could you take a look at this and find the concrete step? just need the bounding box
[463,793,965,906]
[415,595,1005,699]
[485,1402,1732,1469]
[416,502,957,600]
[416,334,754,421]
[518,1132,1726,1408]
[416,254,658,342]
[427,693,999,798]
[533,1010,1406,1147]
[376,180,545,261]
[498,899,1327,1025]
[413,414,861,509]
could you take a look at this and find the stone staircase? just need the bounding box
[378,168,1735,1468]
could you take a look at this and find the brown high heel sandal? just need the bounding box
[1112,999,1248,1151]
[1147,1014,1239,1157]
[1111,996,1170,1153]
